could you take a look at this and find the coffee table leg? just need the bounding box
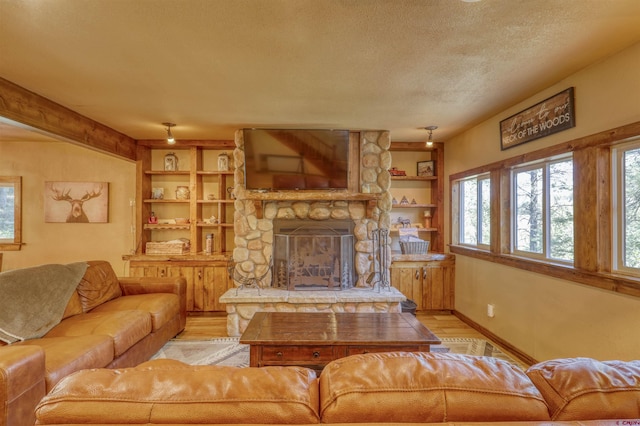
[249,345,261,367]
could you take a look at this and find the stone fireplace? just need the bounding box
[220,130,405,336]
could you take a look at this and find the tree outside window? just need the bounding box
[513,157,573,262]
[615,144,640,270]
[458,174,490,248]
[0,176,22,250]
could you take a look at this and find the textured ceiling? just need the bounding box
[1,0,639,144]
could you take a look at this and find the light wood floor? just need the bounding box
[178,312,530,367]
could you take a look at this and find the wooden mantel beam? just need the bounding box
[0,77,136,161]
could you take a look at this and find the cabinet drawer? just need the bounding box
[347,345,421,356]
[261,345,335,362]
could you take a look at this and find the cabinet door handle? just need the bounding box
[313,351,320,358]
[423,269,427,279]
[198,271,202,279]
[415,270,420,279]
[276,351,283,358]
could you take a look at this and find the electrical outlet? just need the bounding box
[129,198,135,207]
[487,304,495,318]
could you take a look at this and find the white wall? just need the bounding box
[0,141,136,274]
[446,42,640,361]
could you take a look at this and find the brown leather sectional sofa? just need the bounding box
[0,260,187,426]
[34,351,640,425]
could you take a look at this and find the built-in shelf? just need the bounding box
[197,171,234,176]
[143,199,190,203]
[393,203,437,209]
[196,222,234,228]
[391,176,437,181]
[390,228,437,234]
[143,224,190,230]
[144,170,190,175]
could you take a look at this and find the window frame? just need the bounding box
[612,137,640,275]
[449,121,640,299]
[510,155,574,264]
[0,176,22,251]
[453,173,491,250]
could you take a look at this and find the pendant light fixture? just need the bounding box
[425,125,437,147]
[163,122,176,145]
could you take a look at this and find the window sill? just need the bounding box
[449,244,640,298]
[0,243,22,251]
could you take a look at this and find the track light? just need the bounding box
[163,122,176,145]
[425,125,437,147]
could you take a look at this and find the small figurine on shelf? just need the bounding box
[218,152,230,171]
[423,209,432,229]
[164,152,178,171]
[148,211,158,224]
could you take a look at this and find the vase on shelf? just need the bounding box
[423,209,432,228]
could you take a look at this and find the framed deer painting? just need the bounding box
[44,182,109,223]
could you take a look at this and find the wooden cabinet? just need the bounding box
[390,254,455,311]
[125,141,236,312]
[389,141,444,252]
[128,258,232,312]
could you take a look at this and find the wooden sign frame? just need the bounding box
[500,87,575,150]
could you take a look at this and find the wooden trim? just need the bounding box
[597,145,613,273]
[432,142,445,252]
[0,77,136,160]
[449,120,640,182]
[449,245,640,298]
[351,132,362,192]
[453,310,538,366]
[136,140,235,149]
[492,169,505,254]
[390,141,438,151]
[573,147,599,271]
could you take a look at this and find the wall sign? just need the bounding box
[500,87,575,150]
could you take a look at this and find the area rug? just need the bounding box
[151,337,525,369]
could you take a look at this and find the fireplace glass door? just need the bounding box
[274,222,354,291]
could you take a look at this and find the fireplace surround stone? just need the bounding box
[222,130,398,335]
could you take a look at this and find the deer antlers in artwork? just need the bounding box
[50,184,103,223]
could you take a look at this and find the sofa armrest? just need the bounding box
[0,345,46,426]
[118,276,187,327]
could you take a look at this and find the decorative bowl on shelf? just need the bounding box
[174,218,189,224]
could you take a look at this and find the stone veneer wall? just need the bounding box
[230,130,393,289]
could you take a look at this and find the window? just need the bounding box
[456,174,490,248]
[613,139,640,272]
[449,122,640,296]
[512,156,573,262]
[0,176,22,250]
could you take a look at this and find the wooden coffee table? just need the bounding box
[239,312,441,370]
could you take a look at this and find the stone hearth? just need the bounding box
[220,287,405,337]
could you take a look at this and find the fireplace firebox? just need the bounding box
[273,219,355,291]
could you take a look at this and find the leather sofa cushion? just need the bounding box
[90,293,179,332]
[527,357,640,420]
[60,292,83,320]
[35,359,320,424]
[320,352,550,423]
[15,335,114,391]
[44,310,151,357]
[76,260,122,312]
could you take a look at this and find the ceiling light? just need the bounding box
[425,125,437,147]
[163,122,176,145]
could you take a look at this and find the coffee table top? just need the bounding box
[240,312,441,346]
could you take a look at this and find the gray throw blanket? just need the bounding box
[0,262,88,344]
